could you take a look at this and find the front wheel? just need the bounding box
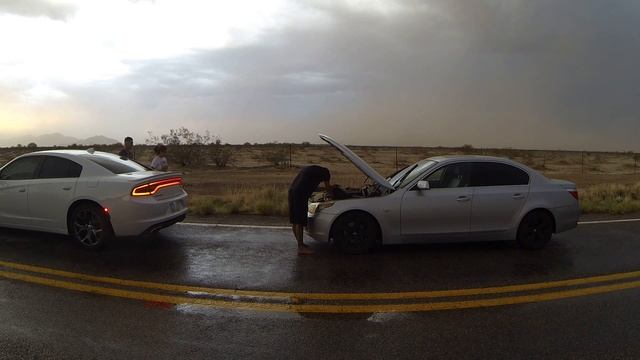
[69,204,113,250]
[331,212,379,254]
[516,211,554,250]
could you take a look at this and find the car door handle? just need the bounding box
[512,193,525,199]
[456,196,471,202]
[18,188,26,193]
[62,186,72,191]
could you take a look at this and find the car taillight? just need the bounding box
[568,189,579,200]
[131,177,183,196]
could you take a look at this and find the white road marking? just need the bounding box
[578,218,640,225]
[177,218,640,230]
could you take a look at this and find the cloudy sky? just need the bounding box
[0,0,639,150]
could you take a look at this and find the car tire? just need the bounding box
[516,211,554,250]
[331,212,379,254]
[69,203,113,250]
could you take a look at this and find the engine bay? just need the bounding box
[310,184,384,202]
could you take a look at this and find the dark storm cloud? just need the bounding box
[0,0,76,20]
[60,0,640,150]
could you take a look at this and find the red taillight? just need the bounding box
[568,190,579,200]
[132,177,183,196]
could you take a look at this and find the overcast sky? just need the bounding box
[0,0,639,150]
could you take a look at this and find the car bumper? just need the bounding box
[551,204,580,233]
[305,211,335,242]
[108,193,189,237]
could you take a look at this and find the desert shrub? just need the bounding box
[461,144,473,151]
[212,146,234,168]
[263,147,289,167]
[146,127,215,167]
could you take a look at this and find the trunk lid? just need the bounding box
[550,179,576,190]
[119,171,183,184]
[319,134,394,191]
[551,179,579,200]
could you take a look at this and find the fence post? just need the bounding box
[289,143,292,168]
[395,147,398,171]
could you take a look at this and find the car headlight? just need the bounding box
[308,202,335,215]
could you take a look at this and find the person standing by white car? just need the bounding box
[118,136,136,160]
[289,165,334,255]
[150,144,169,171]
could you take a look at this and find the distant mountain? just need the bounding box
[0,133,120,147]
[80,135,121,146]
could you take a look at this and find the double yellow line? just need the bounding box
[1,259,640,313]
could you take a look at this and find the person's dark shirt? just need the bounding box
[118,148,135,160]
[289,165,330,199]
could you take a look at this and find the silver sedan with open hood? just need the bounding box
[306,134,579,253]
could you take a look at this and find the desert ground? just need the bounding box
[1,144,639,216]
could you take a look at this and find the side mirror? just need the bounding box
[416,180,430,190]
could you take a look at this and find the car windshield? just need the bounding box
[388,160,437,189]
[81,153,149,174]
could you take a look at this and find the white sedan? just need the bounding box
[306,134,580,253]
[0,149,188,249]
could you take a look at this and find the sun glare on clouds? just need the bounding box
[0,0,288,99]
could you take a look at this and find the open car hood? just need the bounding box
[319,134,394,191]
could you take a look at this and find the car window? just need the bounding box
[424,163,470,189]
[80,153,148,174]
[398,160,437,188]
[470,162,529,187]
[38,156,83,179]
[0,156,43,180]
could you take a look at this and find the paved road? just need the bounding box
[1,221,640,359]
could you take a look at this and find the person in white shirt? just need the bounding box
[150,144,169,171]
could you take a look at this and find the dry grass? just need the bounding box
[579,182,640,214]
[190,185,289,217]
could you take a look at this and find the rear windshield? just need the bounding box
[81,154,149,174]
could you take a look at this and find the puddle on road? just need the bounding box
[174,303,303,320]
[367,312,408,323]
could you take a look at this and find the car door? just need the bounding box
[469,162,530,237]
[0,156,43,228]
[400,162,472,243]
[27,156,83,232]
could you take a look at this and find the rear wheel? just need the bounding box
[331,212,380,254]
[69,203,113,250]
[516,211,553,250]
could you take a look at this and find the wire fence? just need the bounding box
[222,144,640,176]
[1,144,639,176]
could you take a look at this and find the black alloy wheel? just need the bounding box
[69,204,113,250]
[331,212,379,254]
[516,211,554,250]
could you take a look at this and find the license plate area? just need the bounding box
[169,199,185,213]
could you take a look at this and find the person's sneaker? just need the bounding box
[297,245,314,255]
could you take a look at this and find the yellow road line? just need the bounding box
[2,259,640,301]
[2,269,640,313]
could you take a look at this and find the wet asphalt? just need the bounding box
[1,221,640,359]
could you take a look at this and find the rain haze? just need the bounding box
[0,0,639,150]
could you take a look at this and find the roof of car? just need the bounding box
[429,155,519,163]
[21,149,117,157]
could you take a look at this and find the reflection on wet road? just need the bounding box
[1,221,640,358]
